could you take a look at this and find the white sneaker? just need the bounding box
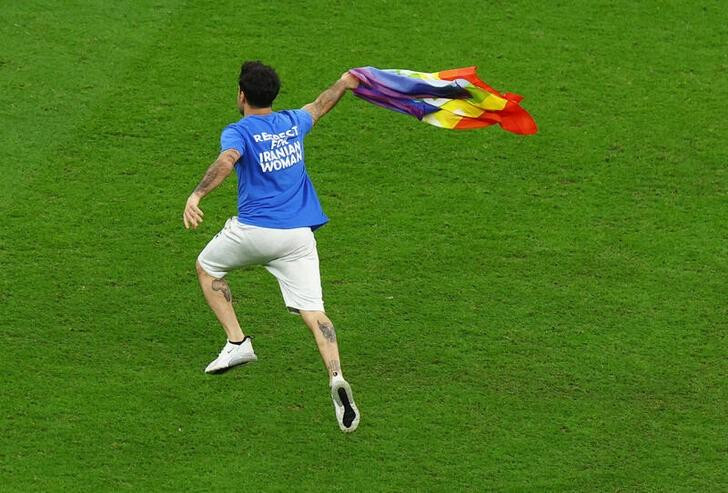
[204,336,257,374]
[330,376,360,432]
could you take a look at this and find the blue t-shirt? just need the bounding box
[220,109,328,230]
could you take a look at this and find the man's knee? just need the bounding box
[300,309,328,325]
[300,309,326,316]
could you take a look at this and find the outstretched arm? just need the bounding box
[183,148,240,229]
[302,72,359,125]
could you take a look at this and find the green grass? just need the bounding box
[1,1,726,491]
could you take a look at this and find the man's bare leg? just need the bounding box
[299,310,342,380]
[300,309,359,432]
[196,261,244,342]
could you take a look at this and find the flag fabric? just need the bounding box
[348,66,537,135]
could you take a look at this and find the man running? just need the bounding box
[183,61,360,432]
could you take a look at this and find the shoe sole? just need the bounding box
[205,354,257,375]
[331,381,360,432]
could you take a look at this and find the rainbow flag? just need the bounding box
[348,66,537,135]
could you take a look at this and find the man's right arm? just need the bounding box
[182,149,240,230]
[302,72,359,125]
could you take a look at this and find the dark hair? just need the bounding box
[238,61,280,108]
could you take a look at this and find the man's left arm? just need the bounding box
[183,149,240,229]
[302,72,359,125]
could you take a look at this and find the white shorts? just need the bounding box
[197,217,324,313]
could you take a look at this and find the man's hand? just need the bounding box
[340,72,360,90]
[183,193,204,229]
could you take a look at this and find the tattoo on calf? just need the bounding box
[211,279,232,302]
[317,320,337,343]
[328,359,341,377]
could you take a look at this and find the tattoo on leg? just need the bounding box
[317,320,336,343]
[211,279,232,302]
[328,359,341,377]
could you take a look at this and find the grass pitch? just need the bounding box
[1,1,726,491]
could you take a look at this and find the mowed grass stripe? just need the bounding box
[0,2,185,205]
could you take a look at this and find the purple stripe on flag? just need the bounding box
[352,86,439,120]
[350,67,470,100]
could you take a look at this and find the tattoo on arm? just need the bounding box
[192,150,238,199]
[328,359,340,377]
[194,166,220,196]
[211,279,232,302]
[317,320,337,343]
[305,79,348,123]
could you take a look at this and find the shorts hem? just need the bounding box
[286,304,325,315]
[197,256,228,279]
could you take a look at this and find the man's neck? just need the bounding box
[244,105,273,116]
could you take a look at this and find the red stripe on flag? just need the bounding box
[438,66,500,94]
[438,66,537,134]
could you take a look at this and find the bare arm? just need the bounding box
[183,149,240,229]
[302,72,359,125]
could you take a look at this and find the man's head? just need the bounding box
[238,61,280,113]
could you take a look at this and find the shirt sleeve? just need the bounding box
[220,124,245,155]
[293,109,314,136]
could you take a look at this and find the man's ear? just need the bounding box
[238,90,245,105]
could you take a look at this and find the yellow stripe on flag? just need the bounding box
[469,90,508,111]
[422,110,463,129]
[439,99,485,118]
